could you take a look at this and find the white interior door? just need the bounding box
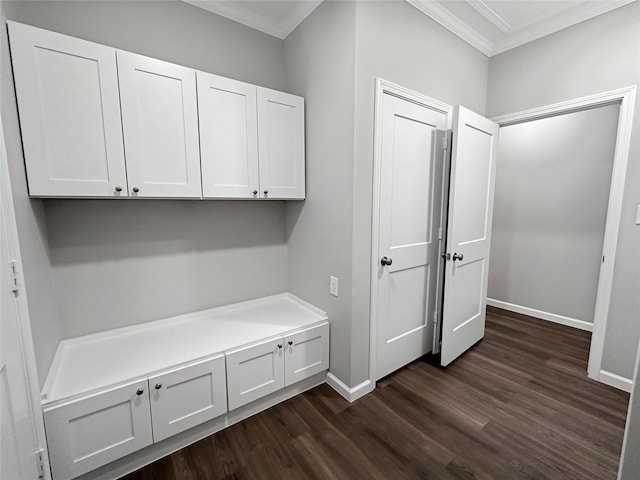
[118,51,201,198]
[1,180,40,480]
[376,93,447,380]
[198,72,259,198]
[440,106,499,366]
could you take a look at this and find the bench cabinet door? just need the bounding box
[226,337,284,410]
[44,378,152,479]
[284,322,330,387]
[149,355,227,442]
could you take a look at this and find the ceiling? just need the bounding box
[184,0,635,56]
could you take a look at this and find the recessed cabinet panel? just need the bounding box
[44,379,152,480]
[8,21,127,197]
[257,88,305,199]
[118,51,202,198]
[226,337,284,410]
[284,323,330,387]
[149,355,227,442]
[198,72,259,198]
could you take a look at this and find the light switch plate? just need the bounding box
[329,276,339,297]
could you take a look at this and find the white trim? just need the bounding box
[182,0,322,40]
[618,338,640,478]
[406,0,635,57]
[467,0,511,34]
[490,86,637,385]
[406,0,493,56]
[0,120,52,477]
[598,370,633,393]
[325,373,374,403]
[486,298,593,332]
[491,0,636,56]
[368,78,453,387]
[76,373,326,480]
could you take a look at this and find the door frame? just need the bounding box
[0,117,52,478]
[490,86,637,390]
[368,78,452,384]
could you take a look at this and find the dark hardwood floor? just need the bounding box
[122,307,629,480]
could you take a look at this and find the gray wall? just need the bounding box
[489,104,620,323]
[350,1,489,385]
[284,0,357,384]
[1,0,62,387]
[3,1,289,377]
[487,1,640,379]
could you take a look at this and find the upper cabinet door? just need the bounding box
[8,21,128,197]
[198,72,259,199]
[117,51,202,198]
[257,88,305,199]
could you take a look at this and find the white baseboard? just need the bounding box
[598,369,633,393]
[486,298,593,332]
[326,372,375,403]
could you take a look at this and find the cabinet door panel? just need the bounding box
[44,379,152,480]
[284,323,329,387]
[118,52,201,198]
[149,355,227,442]
[257,88,305,199]
[198,72,259,198]
[226,337,284,410]
[8,22,127,197]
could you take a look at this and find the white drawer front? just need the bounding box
[226,337,284,410]
[284,322,330,387]
[149,355,227,442]
[44,378,152,479]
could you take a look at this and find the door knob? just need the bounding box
[380,256,393,266]
[452,253,464,261]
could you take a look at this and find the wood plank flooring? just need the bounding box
[121,307,629,480]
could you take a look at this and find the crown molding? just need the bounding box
[182,0,322,40]
[491,0,637,55]
[467,0,511,33]
[406,0,493,56]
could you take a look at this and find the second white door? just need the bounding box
[376,93,447,380]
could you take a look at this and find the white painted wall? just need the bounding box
[489,104,620,324]
[487,1,640,379]
[3,1,289,377]
[284,0,357,385]
[0,0,62,387]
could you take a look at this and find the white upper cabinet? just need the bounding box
[8,21,128,197]
[117,51,202,198]
[198,72,259,199]
[257,87,305,199]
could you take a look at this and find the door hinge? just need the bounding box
[9,260,22,293]
[438,227,443,240]
[442,132,448,150]
[36,449,45,478]
[434,310,438,324]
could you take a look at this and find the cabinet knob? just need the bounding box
[277,344,283,349]
[253,190,258,196]
[132,187,140,193]
[263,190,268,197]
[288,341,293,346]
[155,383,162,390]
[115,186,123,192]
[136,388,144,396]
